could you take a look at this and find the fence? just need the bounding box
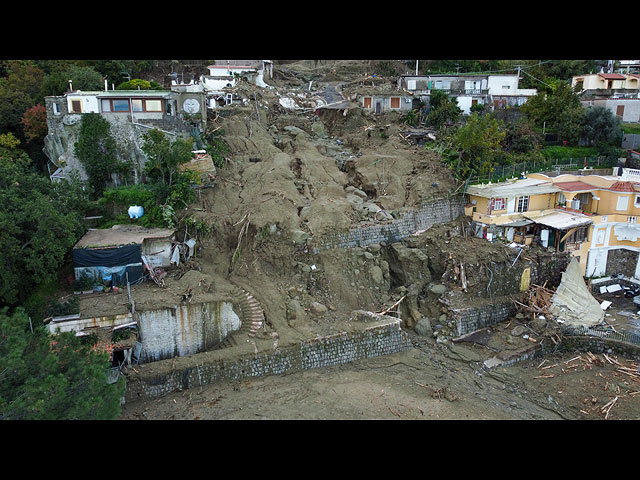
[466,156,614,186]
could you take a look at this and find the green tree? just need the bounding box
[40,64,104,97]
[450,113,506,178]
[141,129,194,188]
[521,81,584,144]
[0,307,124,420]
[581,105,621,147]
[74,113,128,197]
[0,138,87,307]
[117,78,163,90]
[427,90,462,129]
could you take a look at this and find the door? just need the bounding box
[375,101,382,114]
[616,105,625,119]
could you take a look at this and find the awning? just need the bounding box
[524,211,593,230]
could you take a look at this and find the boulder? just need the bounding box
[414,317,433,336]
[310,301,328,315]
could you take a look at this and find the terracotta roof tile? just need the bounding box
[609,181,636,192]
[554,181,596,191]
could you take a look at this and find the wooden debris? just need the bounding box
[601,396,618,419]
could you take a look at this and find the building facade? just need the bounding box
[466,170,640,280]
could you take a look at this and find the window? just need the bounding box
[145,100,162,112]
[390,97,400,109]
[407,80,416,90]
[52,103,60,115]
[363,97,372,108]
[517,196,529,213]
[616,195,629,211]
[490,197,506,211]
[635,194,640,207]
[102,98,164,113]
[112,99,130,112]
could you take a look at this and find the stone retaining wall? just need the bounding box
[318,196,466,250]
[561,335,640,361]
[125,318,412,401]
[450,300,516,336]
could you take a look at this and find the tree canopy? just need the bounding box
[0,307,124,420]
[0,135,87,307]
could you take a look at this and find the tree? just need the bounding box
[141,129,194,188]
[521,81,584,144]
[0,137,87,307]
[450,113,506,178]
[20,104,48,143]
[74,113,128,197]
[581,105,621,147]
[117,78,163,90]
[426,90,462,129]
[0,307,124,420]
[40,64,104,97]
[0,61,45,135]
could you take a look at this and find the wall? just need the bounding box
[125,318,412,400]
[318,196,466,250]
[451,300,515,336]
[137,301,241,363]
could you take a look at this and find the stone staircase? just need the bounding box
[216,286,266,349]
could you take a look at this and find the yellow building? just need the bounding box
[466,170,640,279]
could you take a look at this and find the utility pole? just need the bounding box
[415,60,419,75]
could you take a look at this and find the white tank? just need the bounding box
[128,205,144,219]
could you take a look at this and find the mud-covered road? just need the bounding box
[118,333,640,421]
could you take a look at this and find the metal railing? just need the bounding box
[467,156,614,185]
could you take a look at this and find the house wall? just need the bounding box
[583,98,640,123]
[137,300,241,363]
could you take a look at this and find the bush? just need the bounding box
[99,184,164,227]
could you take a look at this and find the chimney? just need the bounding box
[104,78,108,92]
[68,79,73,92]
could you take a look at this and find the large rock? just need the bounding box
[388,243,431,287]
[310,301,328,315]
[414,317,433,336]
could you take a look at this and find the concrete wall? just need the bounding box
[137,301,241,363]
[125,318,412,400]
[318,196,466,250]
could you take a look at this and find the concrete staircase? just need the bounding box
[216,286,265,349]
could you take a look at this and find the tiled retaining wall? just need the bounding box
[318,196,466,250]
[125,319,412,401]
[451,300,516,336]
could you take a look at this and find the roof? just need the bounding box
[608,181,636,192]
[67,90,171,97]
[467,177,561,198]
[74,225,175,249]
[524,210,593,229]
[598,73,626,80]
[554,181,596,192]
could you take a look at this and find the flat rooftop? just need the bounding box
[74,225,175,249]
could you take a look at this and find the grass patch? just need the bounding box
[622,123,640,135]
[541,145,600,160]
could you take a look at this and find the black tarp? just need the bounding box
[72,245,142,268]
